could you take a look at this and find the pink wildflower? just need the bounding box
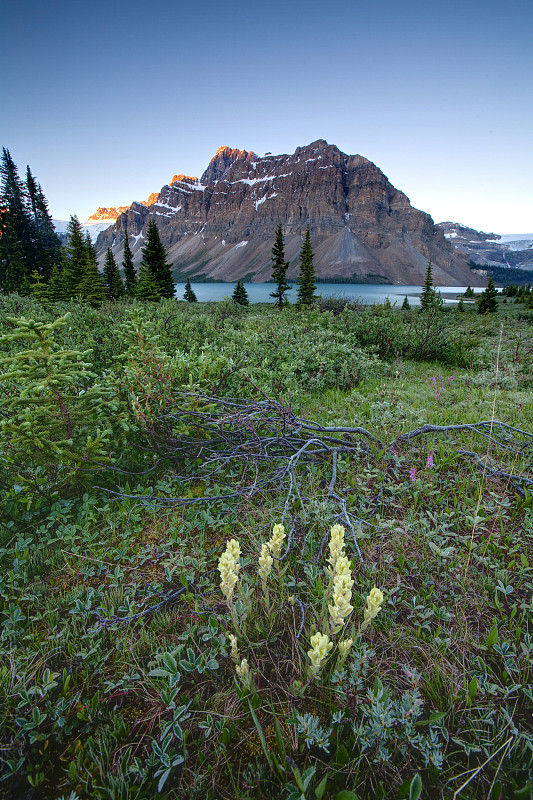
[427,450,434,469]
[409,467,417,482]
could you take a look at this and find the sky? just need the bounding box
[1,0,532,233]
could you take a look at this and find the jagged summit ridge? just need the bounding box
[95,140,479,285]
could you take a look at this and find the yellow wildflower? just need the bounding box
[228,633,239,661]
[308,631,333,675]
[361,587,384,631]
[327,523,346,575]
[338,638,353,661]
[268,523,286,559]
[258,543,273,585]
[236,658,249,678]
[218,541,240,603]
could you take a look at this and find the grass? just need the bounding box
[0,296,532,799]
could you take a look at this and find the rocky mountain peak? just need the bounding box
[171,174,199,185]
[201,146,257,185]
[95,140,484,286]
[87,206,130,222]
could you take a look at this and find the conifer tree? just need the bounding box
[0,204,26,292]
[477,276,498,314]
[457,298,465,312]
[63,215,88,296]
[464,285,475,298]
[419,260,443,310]
[29,270,49,301]
[78,252,106,307]
[297,226,316,306]
[136,263,161,301]
[0,313,116,478]
[140,220,175,298]
[270,224,291,307]
[232,279,249,306]
[102,248,125,300]
[47,264,67,301]
[184,276,197,302]
[401,295,411,310]
[122,232,137,297]
[33,181,62,281]
[0,148,33,289]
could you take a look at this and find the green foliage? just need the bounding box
[184,276,198,302]
[141,220,175,299]
[232,279,249,306]
[122,231,137,296]
[0,313,120,491]
[419,260,443,311]
[136,262,162,301]
[0,149,61,291]
[270,223,291,307]
[478,276,499,314]
[1,295,533,799]
[102,247,125,301]
[402,295,411,311]
[297,226,316,306]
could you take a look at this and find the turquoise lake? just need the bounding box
[173,283,485,305]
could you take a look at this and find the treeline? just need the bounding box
[0,148,181,305]
[470,261,533,287]
[0,148,62,292]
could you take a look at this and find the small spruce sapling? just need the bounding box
[184,277,197,302]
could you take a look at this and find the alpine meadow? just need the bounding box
[1,148,533,800]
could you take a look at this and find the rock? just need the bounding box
[95,140,482,285]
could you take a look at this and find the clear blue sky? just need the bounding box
[1,0,532,232]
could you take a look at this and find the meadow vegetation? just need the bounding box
[0,293,532,800]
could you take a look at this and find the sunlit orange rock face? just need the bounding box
[88,206,130,221]
[95,140,481,286]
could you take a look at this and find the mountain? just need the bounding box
[52,217,116,243]
[94,140,481,285]
[437,222,533,270]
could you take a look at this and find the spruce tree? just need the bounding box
[0,148,33,289]
[0,204,26,292]
[401,295,411,310]
[47,264,67,301]
[29,270,49,301]
[102,248,125,300]
[184,276,197,302]
[478,277,498,314]
[0,313,116,478]
[78,252,106,307]
[232,279,249,306]
[63,215,88,296]
[136,263,161,301]
[457,298,465,312]
[270,224,291,307]
[464,285,475,299]
[122,232,137,297]
[297,225,316,306]
[140,220,175,298]
[420,260,436,310]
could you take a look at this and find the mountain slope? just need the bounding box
[95,140,479,285]
[437,222,533,270]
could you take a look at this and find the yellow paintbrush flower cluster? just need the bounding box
[307,631,334,676]
[268,523,286,558]
[218,538,241,604]
[258,543,273,586]
[361,587,384,632]
[327,526,354,633]
[257,523,286,586]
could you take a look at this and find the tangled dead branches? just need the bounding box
[100,392,533,565]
